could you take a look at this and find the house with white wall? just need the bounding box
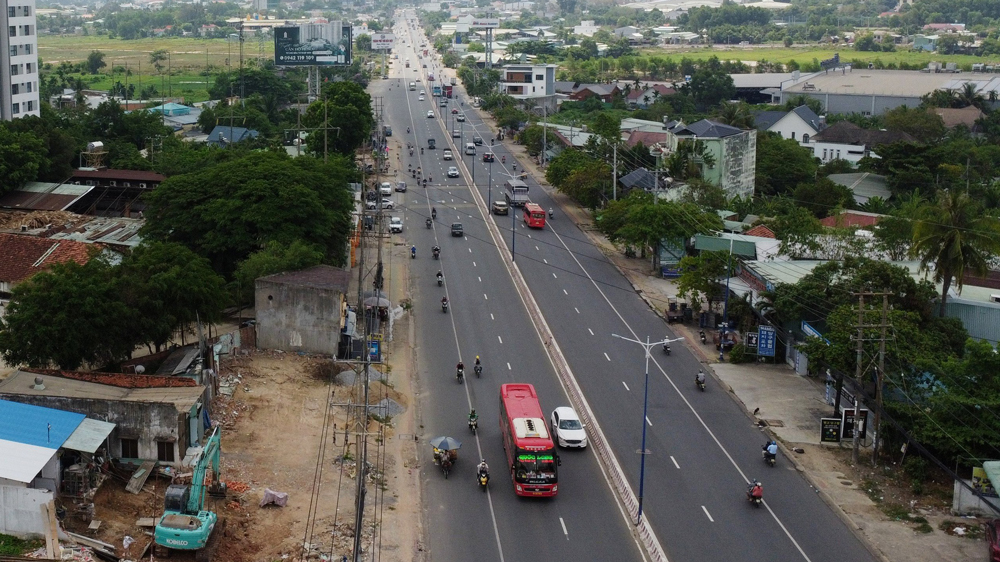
[753,105,823,144]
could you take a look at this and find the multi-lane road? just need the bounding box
[372,11,880,562]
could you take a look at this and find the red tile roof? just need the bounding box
[743,225,776,238]
[652,84,676,96]
[819,211,883,228]
[23,368,200,388]
[626,131,668,148]
[0,233,95,285]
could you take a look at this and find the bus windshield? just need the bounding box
[515,452,557,481]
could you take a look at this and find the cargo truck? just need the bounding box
[504,179,530,207]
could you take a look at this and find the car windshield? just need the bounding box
[559,419,583,430]
[514,452,557,481]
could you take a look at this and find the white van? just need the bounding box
[465,143,476,155]
[409,82,416,91]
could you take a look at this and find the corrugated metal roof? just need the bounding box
[0,182,94,211]
[63,418,116,453]
[0,398,84,448]
[0,439,59,483]
[694,234,757,258]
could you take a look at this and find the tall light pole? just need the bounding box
[719,237,735,361]
[611,333,684,525]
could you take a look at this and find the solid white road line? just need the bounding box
[702,506,714,523]
[671,456,680,469]
[622,381,630,391]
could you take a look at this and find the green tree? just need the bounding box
[149,49,168,73]
[911,189,1000,317]
[355,33,372,51]
[714,101,754,129]
[754,132,817,196]
[782,94,822,115]
[883,106,945,143]
[793,177,854,218]
[561,160,611,208]
[0,258,137,370]
[5,106,82,181]
[120,242,228,351]
[545,148,596,188]
[0,127,47,195]
[756,204,823,257]
[686,65,735,108]
[142,152,356,276]
[86,50,107,74]
[232,240,324,304]
[677,250,730,312]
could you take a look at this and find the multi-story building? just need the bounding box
[669,119,757,199]
[0,0,39,120]
[500,64,556,99]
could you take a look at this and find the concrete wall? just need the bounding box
[720,130,757,199]
[952,479,1000,516]
[255,280,344,354]
[0,485,53,538]
[0,394,195,467]
[810,141,867,165]
[780,91,923,116]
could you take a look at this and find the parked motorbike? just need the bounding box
[699,330,707,344]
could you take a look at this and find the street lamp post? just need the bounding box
[611,333,685,525]
[719,237,735,361]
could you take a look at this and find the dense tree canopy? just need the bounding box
[142,152,356,276]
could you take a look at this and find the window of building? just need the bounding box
[8,26,15,37]
[836,149,841,159]
[10,64,17,76]
[24,44,30,55]
[802,134,810,143]
[120,438,138,458]
[157,441,175,462]
[23,6,29,16]
[25,63,32,73]
[8,46,15,57]
[536,74,543,80]
[26,100,33,111]
[7,7,13,17]
[822,148,827,160]
[12,103,19,114]
[26,81,32,92]
[11,84,17,95]
[790,131,796,140]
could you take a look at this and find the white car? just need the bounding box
[456,113,465,122]
[446,167,459,178]
[420,90,426,96]
[381,198,394,209]
[418,94,425,101]
[550,407,587,448]
[442,149,453,160]
[427,111,434,118]
[379,182,392,196]
[389,217,403,233]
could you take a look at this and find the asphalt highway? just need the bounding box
[377,11,878,562]
[370,14,647,562]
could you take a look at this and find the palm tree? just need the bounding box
[715,101,755,129]
[956,82,987,110]
[910,189,1000,317]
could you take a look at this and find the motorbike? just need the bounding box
[477,470,489,491]
[474,364,482,378]
[501,156,506,163]
[699,330,707,344]
[426,218,433,229]
[696,375,706,391]
[442,299,449,313]
[663,343,671,355]
[456,367,465,383]
[762,445,776,467]
[439,453,453,478]
[437,274,443,287]
[411,247,416,259]
[423,179,428,187]
[431,209,437,219]
[468,417,478,433]
[433,246,440,260]
[746,482,763,507]
[548,209,554,219]
[412,170,416,178]
[421,147,424,154]
[407,127,411,133]
[409,148,414,156]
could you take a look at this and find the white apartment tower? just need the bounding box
[0,0,39,120]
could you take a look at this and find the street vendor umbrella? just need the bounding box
[430,436,462,451]
[363,289,391,308]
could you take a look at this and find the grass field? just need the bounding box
[38,34,277,102]
[639,44,1000,69]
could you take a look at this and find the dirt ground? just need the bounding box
[74,343,423,562]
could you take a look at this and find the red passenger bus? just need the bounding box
[522,203,546,229]
[499,383,558,496]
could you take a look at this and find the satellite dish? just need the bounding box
[135,365,146,374]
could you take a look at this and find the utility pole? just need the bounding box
[850,291,891,465]
[612,143,618,200]
[872,292,890,465]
